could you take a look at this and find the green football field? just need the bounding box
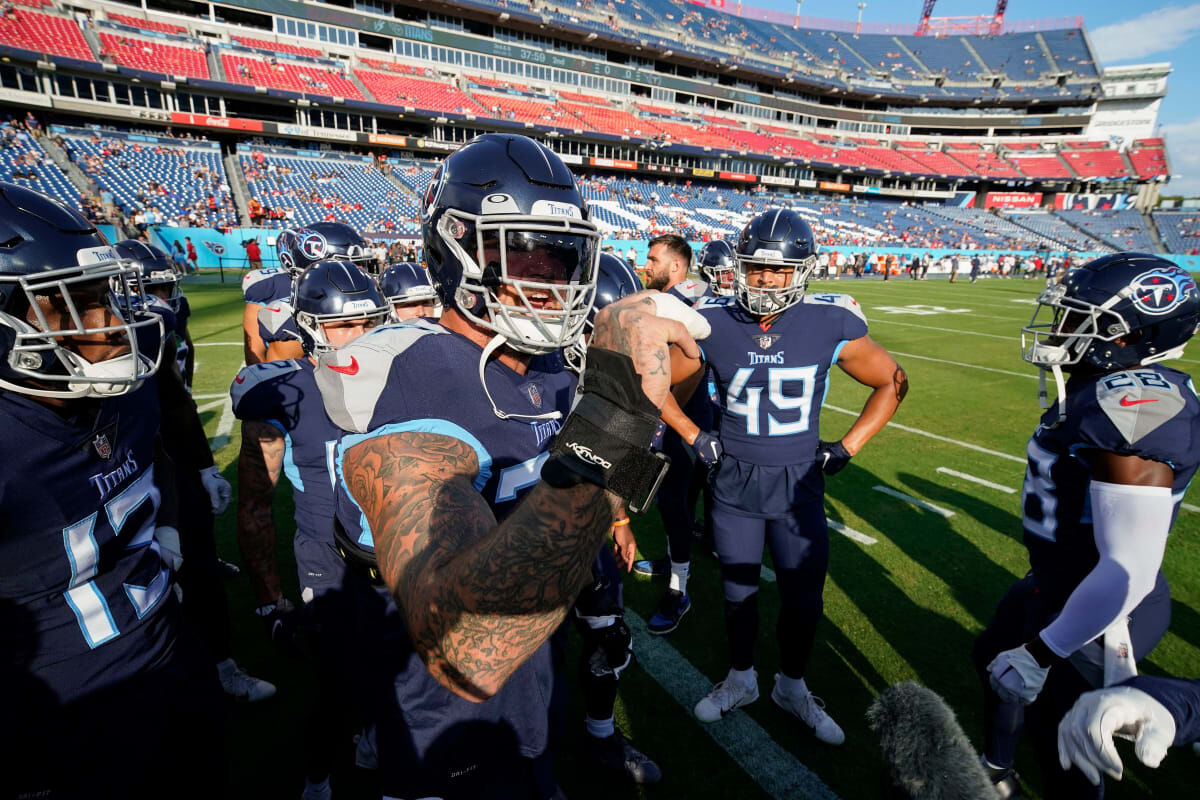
[185,273,1200,799]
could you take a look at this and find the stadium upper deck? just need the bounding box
[0,0,1171,206]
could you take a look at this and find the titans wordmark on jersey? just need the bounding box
[696,293,868,467]
[0,383,176,705]
[1022,365,1200,608]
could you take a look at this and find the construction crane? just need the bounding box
[916,0,1007,36]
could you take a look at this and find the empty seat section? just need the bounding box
[0,9,94,61]
[100,33,208,79]
[354,70,483,114]
[224,54,363,99]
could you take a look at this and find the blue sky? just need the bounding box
[754,0,1200,195]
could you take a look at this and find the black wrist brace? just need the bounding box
[542,347,670,514]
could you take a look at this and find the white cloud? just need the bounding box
[1090,4,1200,64]
[1162,116,1200,197]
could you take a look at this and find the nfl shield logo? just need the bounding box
[93,434,113,460]
[526,383,543,408]
[756,334,779,350]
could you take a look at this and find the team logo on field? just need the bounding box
[524,382,543,408]
[1130,268,1196,316]
[93,433,113,460]
[299,232,328,262]
[755,333,781,350]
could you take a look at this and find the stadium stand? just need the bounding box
[1008,153,1074,180]
[105,12,187,35]
[228,35,322,59]
[0,121,81,208]
[1152,211,1200,253]
[58,126,235,226]
[354,70,483,115]
[1128,138,1169,180]
[1061,144,1130,180]
[1057,209,1156,251]
[0,8,95,61]
[99,33,209,80]
[1005,211,1110,252]
[223,53,363,100]
[239,147,420,235]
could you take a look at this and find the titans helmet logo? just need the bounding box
[1130,268,1195,316]
[299,232,328,262]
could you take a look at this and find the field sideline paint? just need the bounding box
[873,485,956,518]
[936,467,1017,494]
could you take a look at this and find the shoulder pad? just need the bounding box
[230,359,304,416]
[695,296,735,313]
[258,302,296,336]
[315,321,447,433]
[1094,370,1188,446]
[804,292,868,325]
[671,279,711,305]
[242,267,284,293]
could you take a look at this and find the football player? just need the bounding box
[0,183,224,794]
[691,209,906,745]
[633,234,720,635]
[242,229,299,365]
[115,241,271,703]
[317,133,700,798]
[973,252,1200,798]
[379,260,442,321]
[117,239,196,389]
[232,259,390,799]
[698,239,736,298]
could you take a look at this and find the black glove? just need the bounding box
[691,431,723,466]
[256,598,303,651]
[815,439,852,475]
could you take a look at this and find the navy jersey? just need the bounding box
[317,319,575,764]
[697,293,868,466]
[0,384,177,707]
[174,295,191,383]
[1022,366,1200,609]
[242,267,293,307]
[231,359,340,544]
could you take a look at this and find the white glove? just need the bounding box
[155,525,184,571]
[1057,686,1176,785]
[988,644,1051,705]
[649,292,711,341]
[199,466,232,515]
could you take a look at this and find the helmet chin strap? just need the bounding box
[1037,364,1068,424]
[477,333,562,422]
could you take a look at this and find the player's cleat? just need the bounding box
[694,669,759,722]
[980,757,1023,799]
[586,730,662,784]
[354,728,377,770]
[217,658,277,702]
[217,557,241,578]
[632,555,669,577]
[771,674,845,745]
[646,589,690,635]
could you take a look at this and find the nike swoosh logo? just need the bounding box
[1120,396,1159,406]
[269,306,283,312]
[328,356,360,376]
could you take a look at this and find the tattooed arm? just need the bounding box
[343,431,619,702]
[236,419,286,605]
[832,335,908,456]
[342,292,699,702]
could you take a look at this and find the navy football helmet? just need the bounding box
[292,260,390,356]
[565,252,642,372]
[379,262,441,320]
[1023,252,1200,373]
[113,240,183,312]
[0,183,162,399]
[733,209,818,315]
[422,133,600,354]
[281,222,374,276]
[698,239,736,297]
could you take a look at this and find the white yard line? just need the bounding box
[625,610,841,800]
[822,404,1027,464]
[208,397,235,452]
[936,467,1017,494]
[827,519,878,545]
[866,318,1016,340]
[888,350,1038,380]
[193,392,227,400]
[872,485,956,518]
[194,398,228,414]
[194,341,242,346]
[1183,503,1200,513]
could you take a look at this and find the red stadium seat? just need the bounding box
[224,54,363,100]
[0,9,94,61]
[354,70,483,114]
[99,33,207,79]
[106,12,187,35]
